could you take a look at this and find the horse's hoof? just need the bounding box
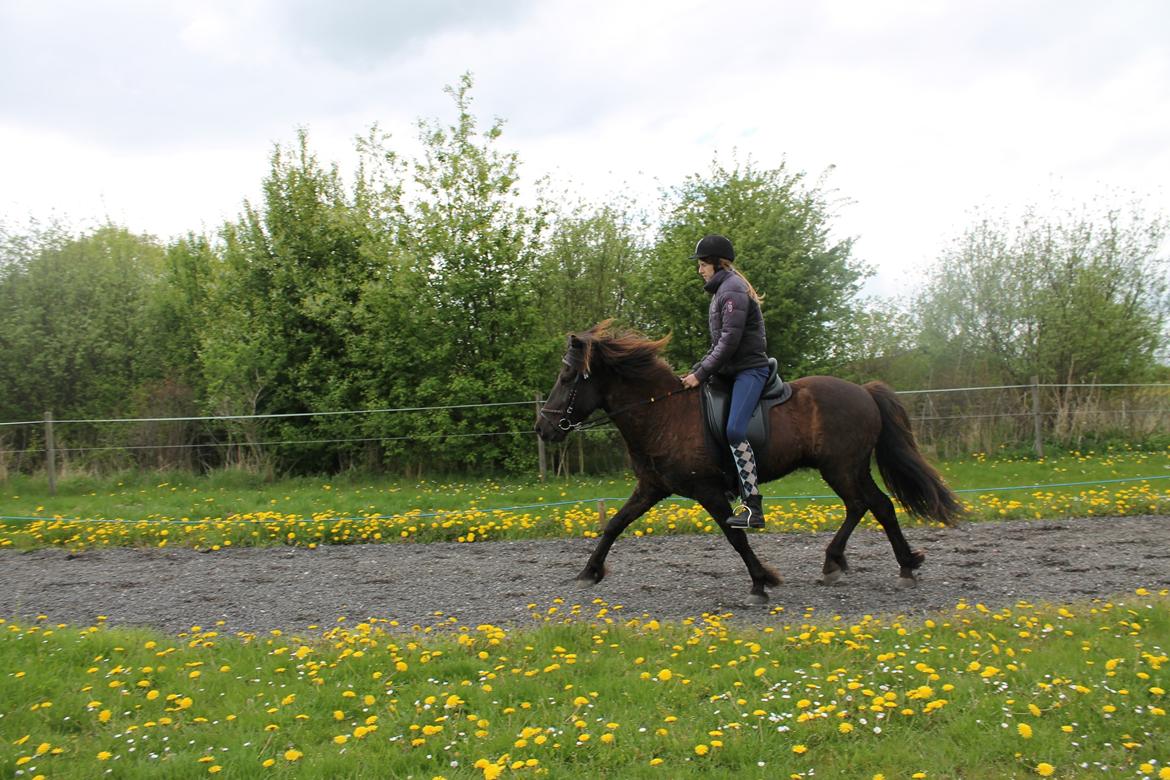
[744,592,769,607]
[819,569,843,586]
[897,571,919,588]
[574,576,597,588]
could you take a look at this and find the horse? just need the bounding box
[534,321,963,605]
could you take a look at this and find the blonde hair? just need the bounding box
[705,258,764,306]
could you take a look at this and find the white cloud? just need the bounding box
[1,0,1167,296]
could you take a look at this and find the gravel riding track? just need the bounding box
[2,515,1168,635]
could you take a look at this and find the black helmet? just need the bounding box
[690,234,735,262]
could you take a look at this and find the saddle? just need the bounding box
[700,358,793,486]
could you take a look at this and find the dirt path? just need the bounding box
[2,515,1168,635]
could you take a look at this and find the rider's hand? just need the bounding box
[680,373,700,389]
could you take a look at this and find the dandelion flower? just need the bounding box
[1036,763,1055,777]
[694,744,709,756]
[1017,723,1033,739]
[283,749,303,762]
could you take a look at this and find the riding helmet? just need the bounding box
[690,234,735,262]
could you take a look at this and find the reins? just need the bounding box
[539,361,697,433]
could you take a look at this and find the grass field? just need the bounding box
[1,447,1168,551]
[1,592,1167,779]
[2,448,1169,778]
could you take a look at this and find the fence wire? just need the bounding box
[1,382,1168,472]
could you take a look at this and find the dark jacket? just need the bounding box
[693,268,769,381]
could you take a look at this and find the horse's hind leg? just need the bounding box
[859,471,925,585]
[696,488,782,606]
[818,467,869,585]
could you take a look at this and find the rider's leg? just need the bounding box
[726,366,769,529]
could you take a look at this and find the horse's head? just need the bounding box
[535,331,607,443]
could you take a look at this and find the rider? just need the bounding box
[680,234,771,529]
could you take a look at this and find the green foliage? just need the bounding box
[394,73,549,472]
[914,202,1170,386]
[639,158,869,376]
[537,194,651,337]
[0,225,167,421]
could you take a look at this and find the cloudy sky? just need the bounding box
[1,0,1167,295]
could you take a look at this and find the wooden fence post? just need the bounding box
[598,498,606,527]
[1031,376,1044,459]
[45,410,57,496]
[535,393,547,482]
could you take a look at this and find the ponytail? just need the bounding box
[716,260,764,306]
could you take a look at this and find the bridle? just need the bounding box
[539,355,593,432]
[539,352,696,433]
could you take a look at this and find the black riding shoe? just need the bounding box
[728,496,765,529]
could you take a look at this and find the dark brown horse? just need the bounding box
[535,322,962,604]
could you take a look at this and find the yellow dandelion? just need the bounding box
[284,749,303,762]
[793,744,808,754]
[1036,763,1055,777]
[694,744,709,756]
[1017,723,1033,739]
[97,751,113,761]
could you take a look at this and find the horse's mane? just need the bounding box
[575,320,672,380]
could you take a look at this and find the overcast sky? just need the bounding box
[1,0,1167,296]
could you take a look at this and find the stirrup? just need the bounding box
[727,503,765,529]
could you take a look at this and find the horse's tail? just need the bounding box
[866,381,963,526]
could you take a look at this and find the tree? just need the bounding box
[638,158,868,376]
[204,128,394,472]
[914,201,1169,387]
[0,225,167,421]
[535,194,650,338]
[383,73,548,472]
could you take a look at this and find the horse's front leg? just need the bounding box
[695,488,782,605]
[576,481,668,585]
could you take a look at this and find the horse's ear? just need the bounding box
[569,334,584,348]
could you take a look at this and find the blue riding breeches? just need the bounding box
[725,365,770,444]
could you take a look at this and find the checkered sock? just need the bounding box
[729,441,760,499]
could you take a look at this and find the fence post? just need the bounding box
[534,393,546,482]
[1031,376,1044,459]
[598,498,606,527]
[45,410,57,496]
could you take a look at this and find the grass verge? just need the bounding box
[1,447,1168,551]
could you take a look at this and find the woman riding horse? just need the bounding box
[536,321,961,604]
